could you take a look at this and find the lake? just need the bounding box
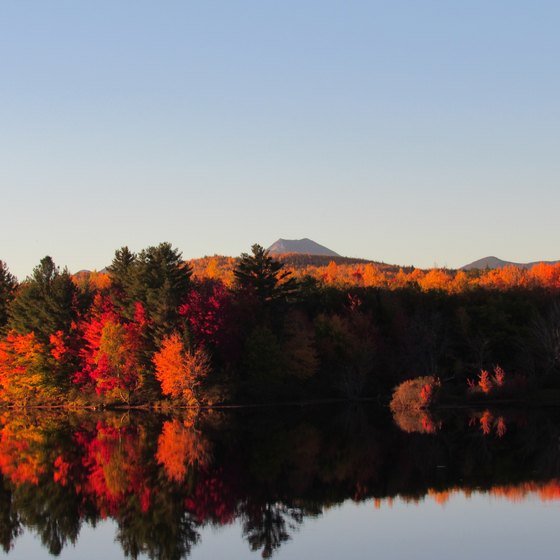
[0,405,559,559]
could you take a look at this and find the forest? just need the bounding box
[1,242,560,408]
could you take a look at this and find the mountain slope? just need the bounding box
[461,256,560,270]
[267,238,340,257]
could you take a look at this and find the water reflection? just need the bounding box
[0,405,559,558]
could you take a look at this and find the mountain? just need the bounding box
[461,256,560,271]
[267,238,340,257]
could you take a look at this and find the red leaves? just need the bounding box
[179,281,232,349]
[74,295,145,398]
[74,422,151,517]
[420,383,434,405]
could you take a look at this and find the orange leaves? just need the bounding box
[49,331,68,362]
[480,410,493,434]
[153,333,211,404]
[189,255,560,293]
[324,261,339,285]
[0,331,54,404]
[528,262,560,288]
[473,410,507,437]
[72,270,111,292]
[362,264,385,288]
[390,376,442,434]
[418,269,453,292]
[479,265,528,290]
[390,376,441,412]
[0,418,46,485]
[393,409,442,434]
[478,370,493,394]
[156,419,211,483]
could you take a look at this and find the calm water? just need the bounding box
[0,406,559,559]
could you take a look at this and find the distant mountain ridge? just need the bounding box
[461,256,560,271]
[267,238,339,257]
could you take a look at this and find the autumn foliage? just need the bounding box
[0,332,58,405]
[156,419,211,482]
[188,254,560,292]
[0,407,555,557]
[467,365,509,397]
[390,376,441,413]
[1,243,560,408]
[74,295,145,402]
[153,333,211,405]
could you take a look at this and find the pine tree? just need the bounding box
[234,244,297,302]
[107,246,137,296]
[107,243,192,339]
[0,261,17,329]
[8,256,78,343]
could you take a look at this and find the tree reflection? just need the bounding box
[0,407,557,557]
[242,502,304,559]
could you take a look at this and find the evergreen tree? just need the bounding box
[8,256,78,343]
[234,244,297,302]
[111,243,192,342]
[135,243,192,339]
[107,246,137,296]
[0,261,17,329]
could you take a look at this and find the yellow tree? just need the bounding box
[0,332,59,405]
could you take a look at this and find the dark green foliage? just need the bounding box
[8,257,78,343]
[107,246,137,297]
[109,243,192,342]
[0,261,17,330]
[134,243,192,340]
[243,326,285,391]
[14,476,82,556]
[242,503,301,558]
[0,478,21,552]
[234,244,298,302]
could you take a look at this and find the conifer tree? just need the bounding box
[8,257,77,343]
[107,246,137,297]
[109,243,192,342]
[234,244,297,302]
[0,261,17,329]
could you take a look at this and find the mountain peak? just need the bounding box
[267,238,340,257]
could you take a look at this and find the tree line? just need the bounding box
[1,243,560,407]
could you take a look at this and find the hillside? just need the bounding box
[462,256,560,271]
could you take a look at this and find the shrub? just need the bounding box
[390,376,440,412]
[467,365,509,397]
[392,408,442,434]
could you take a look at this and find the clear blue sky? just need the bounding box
[2,1,559,279]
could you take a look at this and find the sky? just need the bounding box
[1,1,559,279]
